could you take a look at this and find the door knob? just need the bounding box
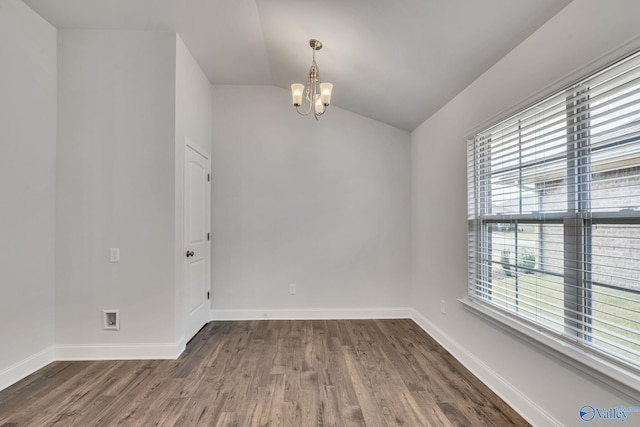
[186,250,194,257]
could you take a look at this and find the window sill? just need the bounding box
[459,297,640,402]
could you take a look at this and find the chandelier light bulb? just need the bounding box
[320,82,333,106]
[291,84,304,107]
[314,96,324,115]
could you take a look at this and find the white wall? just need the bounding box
[56,30,178,358]
[0,0,57,387]
[411,1,640,425]
[211,85,411,318]
[174,36,213,344]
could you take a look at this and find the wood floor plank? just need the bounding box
[0,319,530,426]
[341,343,388,426]
[345,321,432,426]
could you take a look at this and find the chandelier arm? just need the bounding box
[297,81,313,115]
[296,103,313,116]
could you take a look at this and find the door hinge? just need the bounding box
[207,232,210,241]
[207,291,210,300]
[207,173,210,182]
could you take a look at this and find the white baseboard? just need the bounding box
[55,342,183,361]
[174,336,186,358]
[0,346,55,392]
[410,309,560,427]
[210,307,412,321]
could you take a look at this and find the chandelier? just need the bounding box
[291,39,333,120]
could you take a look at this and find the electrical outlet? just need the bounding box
[110,248,120,263]
[440,300,446,315]
[289,283,296,295]
[103,309,120,330]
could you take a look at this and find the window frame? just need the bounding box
[465,49,640,401]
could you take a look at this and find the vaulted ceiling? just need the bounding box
[24,0,572,131]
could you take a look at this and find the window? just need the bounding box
[467,51,640,372]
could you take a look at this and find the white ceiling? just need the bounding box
[24,0,572,131]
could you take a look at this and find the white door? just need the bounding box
[184,143,211,343]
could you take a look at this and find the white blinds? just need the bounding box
[468,51,640,369]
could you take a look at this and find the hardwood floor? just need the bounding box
[0,319,530,426]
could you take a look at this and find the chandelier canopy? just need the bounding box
[291,39,333,120]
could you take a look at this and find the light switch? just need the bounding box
[110,248,120,263]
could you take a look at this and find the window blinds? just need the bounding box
[468,51,640,369]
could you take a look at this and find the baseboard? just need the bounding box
[174,335,186,358]
[55,342,183,361]
[410,309,560,427]
[210,307,412,321]
[0,346,55,392]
